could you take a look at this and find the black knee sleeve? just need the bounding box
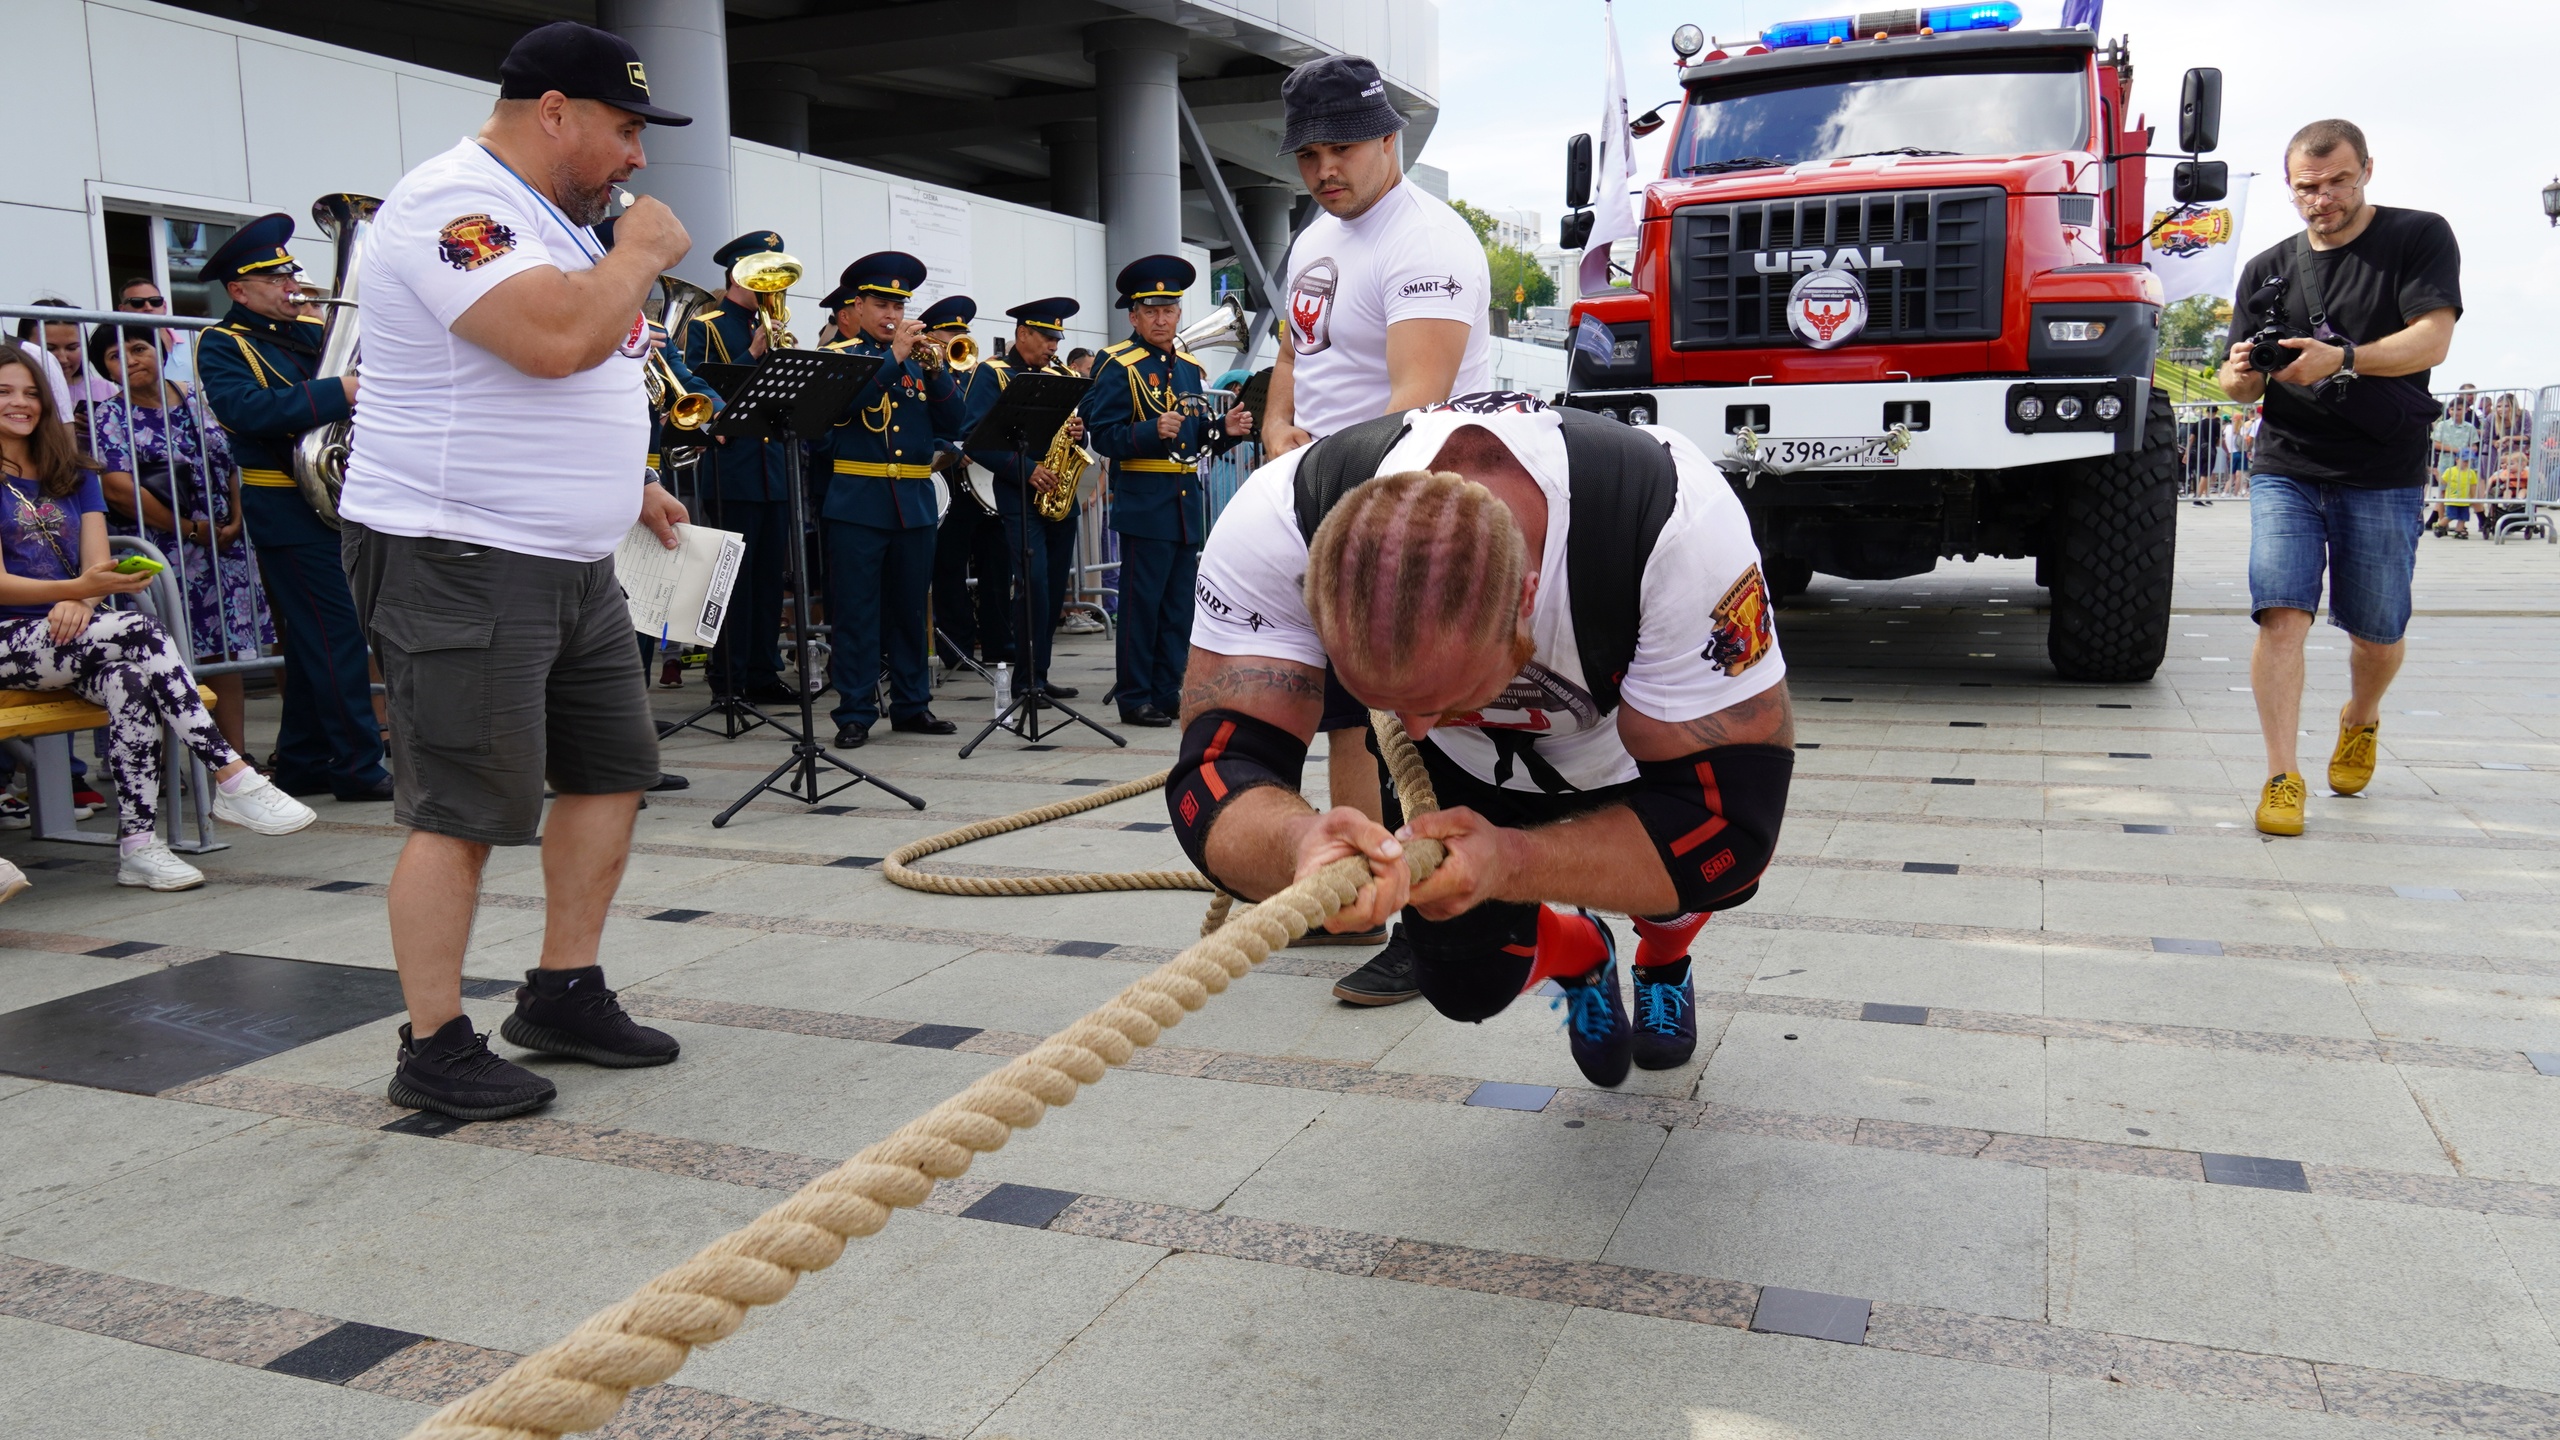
[1404,899,1538,1023]
[1627,743,1794,913]
[1167,708,1309,892]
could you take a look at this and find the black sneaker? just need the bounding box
[1331,925,1420,1005]
[499,966,681,1068]
[388,1014,557,1120]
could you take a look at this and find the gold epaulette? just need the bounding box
[1175,348,1206,369]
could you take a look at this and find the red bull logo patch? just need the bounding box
[1705,565,1775,677]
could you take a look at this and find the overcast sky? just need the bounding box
[1427,0,2557,388]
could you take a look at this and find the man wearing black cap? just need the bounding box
[961,297,1088,697]
[678,230,794,705]
[337,20,698,1121]
[919,295,1010,674]
[1082,256,1253,726]
[1261,53,1494,1007]
[194,215,398,805]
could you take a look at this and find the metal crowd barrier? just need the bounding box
[4,303,292,676]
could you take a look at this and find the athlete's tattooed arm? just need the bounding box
[1616,683,1795,762]
[1177,646,1328,739]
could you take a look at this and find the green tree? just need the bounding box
[2159,294,2228,357]
[1451,198,1558,319]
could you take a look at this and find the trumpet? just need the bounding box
[732,250,801,350]
[913,332,977,374]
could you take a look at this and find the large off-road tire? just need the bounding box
[1766,555,1814,602]
[2044,388,2177,682]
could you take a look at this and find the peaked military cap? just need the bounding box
[198,214,303,285]
[1115,255,1195,309]
[838,251,927,301]
[713,231,786,269]
[917,295,977,332]
[1006,296,1080,332]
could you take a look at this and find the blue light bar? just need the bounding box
[1761,3,2020,49]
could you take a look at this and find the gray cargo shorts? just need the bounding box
[344,521,659,846]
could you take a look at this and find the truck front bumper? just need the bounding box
[1568,376,2149,473]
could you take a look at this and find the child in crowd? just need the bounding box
[0,343,315,891]
[2435,458,2479,538]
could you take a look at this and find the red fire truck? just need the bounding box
[1563,4,2227,681]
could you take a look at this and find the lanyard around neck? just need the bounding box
[476,144,605,264]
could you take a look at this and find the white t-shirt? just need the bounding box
[342,138,649,562]
[1281,180,1494,440]
[1191,402,1785,792]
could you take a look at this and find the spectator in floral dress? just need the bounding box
[83,325,274,755]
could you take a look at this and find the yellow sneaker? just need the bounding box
[2329,711,2379,796]
[2256,772,2306,836]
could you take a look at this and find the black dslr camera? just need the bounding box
[2240,273,2302,374]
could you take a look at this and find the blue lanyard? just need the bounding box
[475,144,604,264]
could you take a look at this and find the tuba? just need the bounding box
[1172,295,1251,357]
[292,193,380,528]
[644,273,717,430]
[731,250,800,350]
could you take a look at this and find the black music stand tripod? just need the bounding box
[660,360,775,741]
[704,349,927,824]
[957,371,1125,758]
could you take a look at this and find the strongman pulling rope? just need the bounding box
[1166,393,1796,1086]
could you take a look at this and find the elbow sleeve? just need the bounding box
[1166,708,1309,893]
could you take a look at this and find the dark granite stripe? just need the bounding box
[0,1252,338,1367]
[1373,1239,1758,1329]
[1046,1195,1391,1276]
[1865,1303,2326,1408]
[2313,1363,2560,1439]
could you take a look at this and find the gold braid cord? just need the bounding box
[405,714,1439,1440]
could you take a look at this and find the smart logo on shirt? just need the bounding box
[1398,274,1462,300]
[438,214,518,272]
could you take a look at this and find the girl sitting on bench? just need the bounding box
[0,342,314,892]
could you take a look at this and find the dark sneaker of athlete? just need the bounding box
[499,965,681,1068]
[1544,908,1631,1088]
[1330,923,1419,1004]
[1630,913,1707,1069]
[389,1014,557,1120]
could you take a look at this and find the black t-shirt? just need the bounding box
[2231,206,2462,488]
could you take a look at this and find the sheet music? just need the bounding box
[615,522,745,647]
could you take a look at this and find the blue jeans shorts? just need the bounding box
[2247,475,2424,643]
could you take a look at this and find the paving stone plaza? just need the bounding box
[2,505,2556,1439]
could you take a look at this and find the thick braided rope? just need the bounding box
[403,714,1439,1440]
[878,771,1214,896]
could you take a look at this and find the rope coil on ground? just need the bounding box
[403,713,1438,1440]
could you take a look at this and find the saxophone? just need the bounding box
[1035,359,1093,522]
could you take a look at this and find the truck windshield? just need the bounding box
[1672,57,2087,174]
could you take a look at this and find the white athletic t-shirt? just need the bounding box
[1191,401,1785,792]
[1281,181,1494,440]
[342,139,649,563]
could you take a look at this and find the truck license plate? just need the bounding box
[1767,436,1900,468]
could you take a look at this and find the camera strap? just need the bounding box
[2277,233,2441,443]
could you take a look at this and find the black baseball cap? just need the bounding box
[499,22,693,126]
[1279,55,1405,153]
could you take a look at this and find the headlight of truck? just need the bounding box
[2015,396,2044,423]
[2045,320,2109,343]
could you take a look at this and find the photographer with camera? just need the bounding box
[2216,119,2459,837]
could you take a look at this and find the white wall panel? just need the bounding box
[86,6,247,199]
[814,164,893,316]
[0,202,104,310]
[395,74,494,173]
[240,39,406,221]
[12,0,101,212]
[729,144,830,317]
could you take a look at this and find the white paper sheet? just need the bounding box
[614,521,745,647]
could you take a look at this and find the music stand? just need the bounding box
[659,360,767,739]
[703,350,928,824]
[956,372,1126,758]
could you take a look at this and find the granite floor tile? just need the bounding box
[963,1067,1331,1211]
[2401,1068,2560,1187]
[1605,1128,2049,1320]
[975,1253,1567,1440]
[1700,1011,2047,1135]
[0,1313,429,1438]
[2041,947,2375,1040]
[2045,1372,2419,1439]
[2045,1037,2458,1175]
[0,947,166,1016]
[1503,1305,2049,1440]
[0,1084,270,1224]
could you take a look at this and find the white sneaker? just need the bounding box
[210,771,318,836]
[0,795,28,830]
[0,857,29,904]
[117,841,204,891]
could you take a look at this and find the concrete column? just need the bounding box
[1238,184,1294,286]
[1084,19,1188,277]
[598,0,732,292]
[730,63,814,153]
[1043,120,1100,222]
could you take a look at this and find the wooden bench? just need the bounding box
[0,685,220,845]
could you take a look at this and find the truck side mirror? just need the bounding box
[2178,68,2222,154]
[1565,133,1594,209]
[1560,211,1596,250]
[2173,160,2229,205]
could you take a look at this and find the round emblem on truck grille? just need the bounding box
[1787,267,1868,350]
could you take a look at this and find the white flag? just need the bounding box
[1578,0,1639,295]
[2141,172,2253,305]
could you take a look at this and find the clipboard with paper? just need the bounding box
[615,521,745,647]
